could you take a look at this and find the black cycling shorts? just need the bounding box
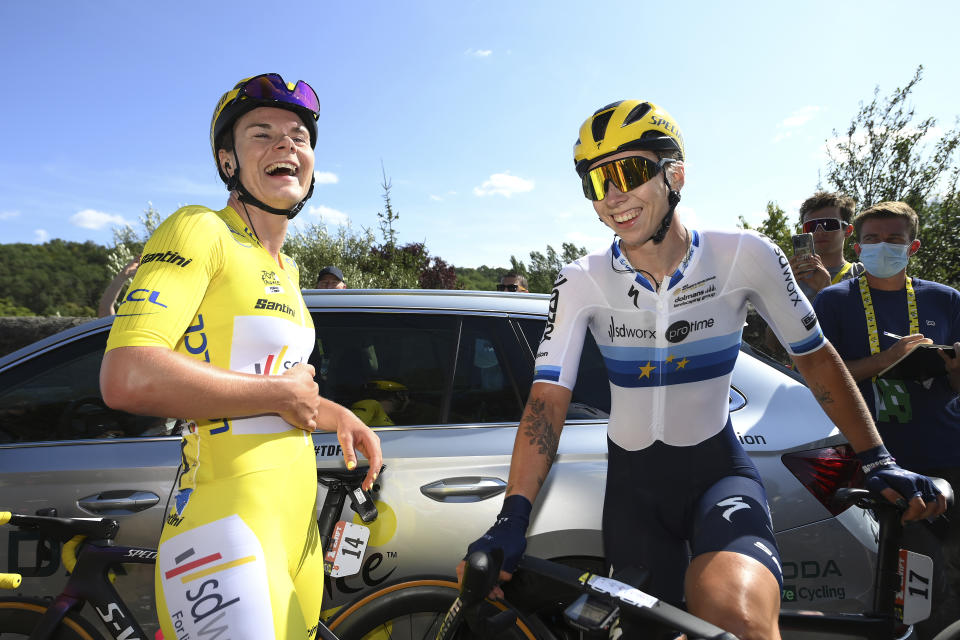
[603,419,782,609]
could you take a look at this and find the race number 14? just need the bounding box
[324,521,370,578]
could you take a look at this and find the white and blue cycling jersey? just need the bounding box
[534,228,826,451]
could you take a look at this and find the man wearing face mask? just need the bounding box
[814,200,960,639]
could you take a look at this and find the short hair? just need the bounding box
[501,272,528,289]
[853,201,919,241]
[798,191,856,224]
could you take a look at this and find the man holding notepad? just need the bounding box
[814,200,960,639]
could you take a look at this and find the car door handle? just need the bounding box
[420,477,507,503]
[77,490,160,515]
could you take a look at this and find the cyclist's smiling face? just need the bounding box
[590,150,682,247]
[230,106,315,210]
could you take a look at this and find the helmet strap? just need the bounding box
[649,170,681,244]
[226,157,315,220]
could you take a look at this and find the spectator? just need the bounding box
[315,265,347,289]
[97,258,139,317]
[764,192,863,359]
[496,271,528,292]
[792,191,864,299]
[814,200,960,639]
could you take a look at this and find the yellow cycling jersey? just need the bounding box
[105,204,324,639]
[106,204,315,430]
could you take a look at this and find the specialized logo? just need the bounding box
[542,275,567,342]
[141,250,193,268]
[801,311,817,331]
[608,316,656,342]
[665,317,715,343]
[261,270,280,285]
[717,496,750,522]
[627,284,641,309]
[254,298,296,318]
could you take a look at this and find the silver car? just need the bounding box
[0,289,876,638]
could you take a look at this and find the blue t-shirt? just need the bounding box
[814,277,960,470]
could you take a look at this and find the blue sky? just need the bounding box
[2,1,958,268]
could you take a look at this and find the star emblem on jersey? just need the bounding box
[637,362,656,379]
[665,355,691,370]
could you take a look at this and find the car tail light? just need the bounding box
[781,445,865,516]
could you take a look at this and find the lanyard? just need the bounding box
[858,275,918,357]
[831,261,854,285]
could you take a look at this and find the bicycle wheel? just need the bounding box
[932,619,960,640]
[0,598,104,640]
[325,577,551,640]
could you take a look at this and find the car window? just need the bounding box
[0,333,175,444]
[516,319,611,420]
[448,316,526,424]
[311,312,457,426]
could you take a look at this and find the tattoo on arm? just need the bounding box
[522,398,560,487]
[810,381,834,406]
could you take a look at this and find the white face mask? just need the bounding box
[859,242,911,278]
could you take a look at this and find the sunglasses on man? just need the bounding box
[582,156,674,201]
[801,218,845,234]
[496,284,524,292]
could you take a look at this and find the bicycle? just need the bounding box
[428,476,959,640]
[0,466,382,640]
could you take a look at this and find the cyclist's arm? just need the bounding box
[792,343,882,453]
[101,345,322,431]
[505,381,572,503]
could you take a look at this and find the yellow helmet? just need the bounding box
[573,100,684,178]
[210,73,320,183]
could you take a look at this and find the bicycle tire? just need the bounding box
[326,577,551,640]
[0,598,104,640]
[932,619,960,640]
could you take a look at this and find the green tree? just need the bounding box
[737,201,792,255]
[510,242,588,293]
[825,65,960,288]
[0,297,33,316]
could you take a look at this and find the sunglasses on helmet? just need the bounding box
[582,156,673,201]
[237,73,320,118]
[801,217,845,234]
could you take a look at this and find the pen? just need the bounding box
[882,331,903,340]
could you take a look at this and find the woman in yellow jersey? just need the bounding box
[100,74,382,640]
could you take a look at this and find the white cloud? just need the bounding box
[781,106,822,128]
[314,171,339,185]
[773,106,822,143]
[307,204,350,226]
[34,229,49,242]
[466,48,492,57]
[429,194,443,201]
[473,172,534,197]
[676,204,699,229]
[70,209,130,230]
[0,210,20,220]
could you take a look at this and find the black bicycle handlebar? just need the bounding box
[457,550,737,640]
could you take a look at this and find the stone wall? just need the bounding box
[0,317,95,358]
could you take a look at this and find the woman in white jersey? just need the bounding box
[461,100,944,640]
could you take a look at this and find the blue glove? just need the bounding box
[465,495,532,573]
[858,445,941,506]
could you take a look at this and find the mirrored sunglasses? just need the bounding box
[582,156,671,201]
[239,73,320,117]
[801,218,844,234]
